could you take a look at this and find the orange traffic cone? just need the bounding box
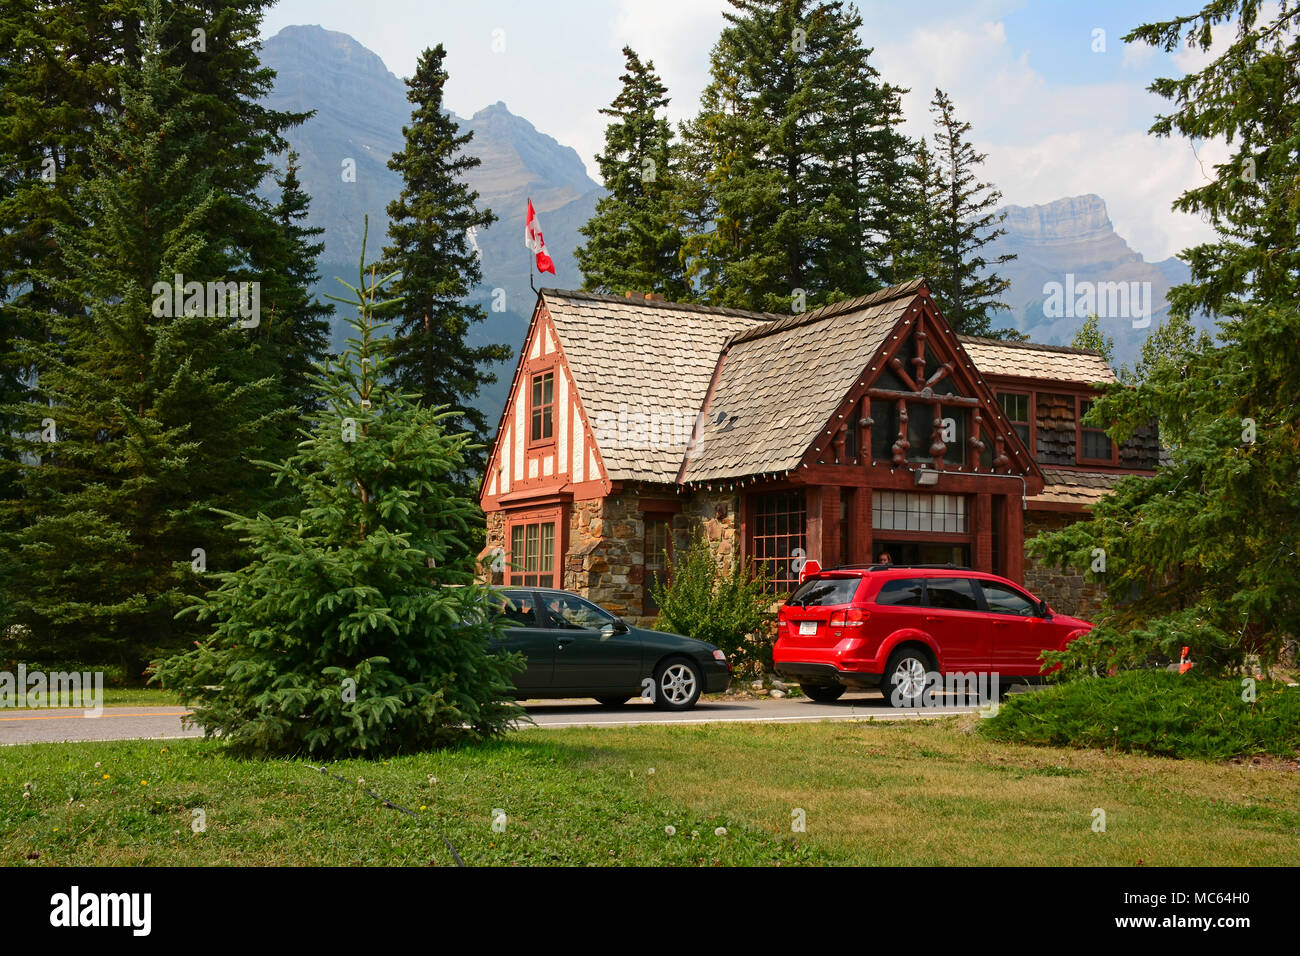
[1178,646,1193,673]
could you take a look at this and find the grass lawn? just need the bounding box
[2,718,1297,866]
[3,687,180,710]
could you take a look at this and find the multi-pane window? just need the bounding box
[1078,399,1114,462]
[644,517,672,613]
[998,392,1031,446]
[872,491,967,534]
[508,521,555,588]
[752,491,806,593]
[530,372,554,443]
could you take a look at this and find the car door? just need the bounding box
[920,577,992,673]
[488,589,554,694]
[538,592,643,693]
[976,579,1053,677]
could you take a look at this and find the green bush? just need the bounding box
[650,531,776,677]
[151,237,523,757]
[980,669,1300,759]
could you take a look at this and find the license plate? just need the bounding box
[798,621,817,636]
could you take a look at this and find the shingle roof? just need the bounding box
[540,290,776,482]
[679,281,925,483]
[958,336,1116,384]
[1031,468,1124,506]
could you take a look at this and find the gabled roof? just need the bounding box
[679,280,926,483]
[539,289,776,483]
[958,336,1116,384]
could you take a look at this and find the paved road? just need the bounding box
[0,692,980,745]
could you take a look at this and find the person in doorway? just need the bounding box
[877,551,893,565]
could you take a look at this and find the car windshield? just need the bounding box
[787,577,859,607]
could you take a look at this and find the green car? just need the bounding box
[486,587,731,711]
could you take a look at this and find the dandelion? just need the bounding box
[715,827,728,836]
[664,825,676,837]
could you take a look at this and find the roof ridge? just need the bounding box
[958,334,1105,359]
[726,277,927,347]
[540,287,779,323]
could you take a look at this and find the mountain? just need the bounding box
[259,25,602,424]
[986,194,1199,368]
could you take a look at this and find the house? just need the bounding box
[478,278,1159,624]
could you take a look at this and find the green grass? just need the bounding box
[981,671,1300,759]
[3,687,181,710]
[3,719,1297,866]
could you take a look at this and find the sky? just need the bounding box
[259,0,1232,264]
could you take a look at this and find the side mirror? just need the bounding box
[1037,600,1052,619]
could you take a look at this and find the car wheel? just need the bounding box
[801,683,845,703]
[653,657,702,711]
[881,647,933,708]
[595,696,631,707]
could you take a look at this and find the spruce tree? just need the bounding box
[1070,314,1116,371]
[1031,0,1300,675]
[379,45,507,489]
[153,226,523,757]
[576,47,688,299]
[927,89,1019,338]
[1,17,282,676]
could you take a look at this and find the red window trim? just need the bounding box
[527,369,556,450]
[504,506,565,589]
[1076,395,1119,466]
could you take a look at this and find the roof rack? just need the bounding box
[832,563,973,572]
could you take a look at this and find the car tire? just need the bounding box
[881,646,934,708]
[652,657,703,711]
[595,696,631,707]
[801,683,845,703]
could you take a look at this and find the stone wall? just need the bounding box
[1023,510,1106,621]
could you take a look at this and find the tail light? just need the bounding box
[829,607,869,639]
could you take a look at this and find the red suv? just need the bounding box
[773,565,1092,707]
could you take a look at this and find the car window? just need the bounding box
[979,581,1038,617]
[543,593,615,630]
[494,590,540,627]
[787,577,860,607]
[925,577,980,611]
[873,578,926,606]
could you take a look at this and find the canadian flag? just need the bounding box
[525,198,556,274]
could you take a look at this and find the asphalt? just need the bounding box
[0,692,982,746]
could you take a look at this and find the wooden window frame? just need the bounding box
[643,513,674,614]
[1076,395,1119,466]
[996,390,1035,457]
[505,515,561,589]
[750,490,807,594]
[528,370,555,449]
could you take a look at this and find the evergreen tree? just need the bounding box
[880,138,943,288]
[1031,0,1300,675]
[680,0,849,312]
[379,45,508,489]
[153,227,524,757]
[927,89,1019,338]
[1,17,282,676]
[576,47,688,299]
[256,150,333,419]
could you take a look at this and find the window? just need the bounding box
[644,517,672,613]
[543,592,615,630]
[872,491,967,534]
[787,577,861,607]
[529,372,554,443]
[998,392,1031,446]
[978,581,1038,617]
[493,590,541,627]
[1078,399,1114,463]
[925,577,980,611]
[752,491,806,593]
[508,522,555,588]
[874,578,926,606]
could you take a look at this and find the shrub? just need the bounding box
[151,234,523,757]
[650,531,776,676]
[979,669,1300,760]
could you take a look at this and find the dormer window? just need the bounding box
[530,371,554,444]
